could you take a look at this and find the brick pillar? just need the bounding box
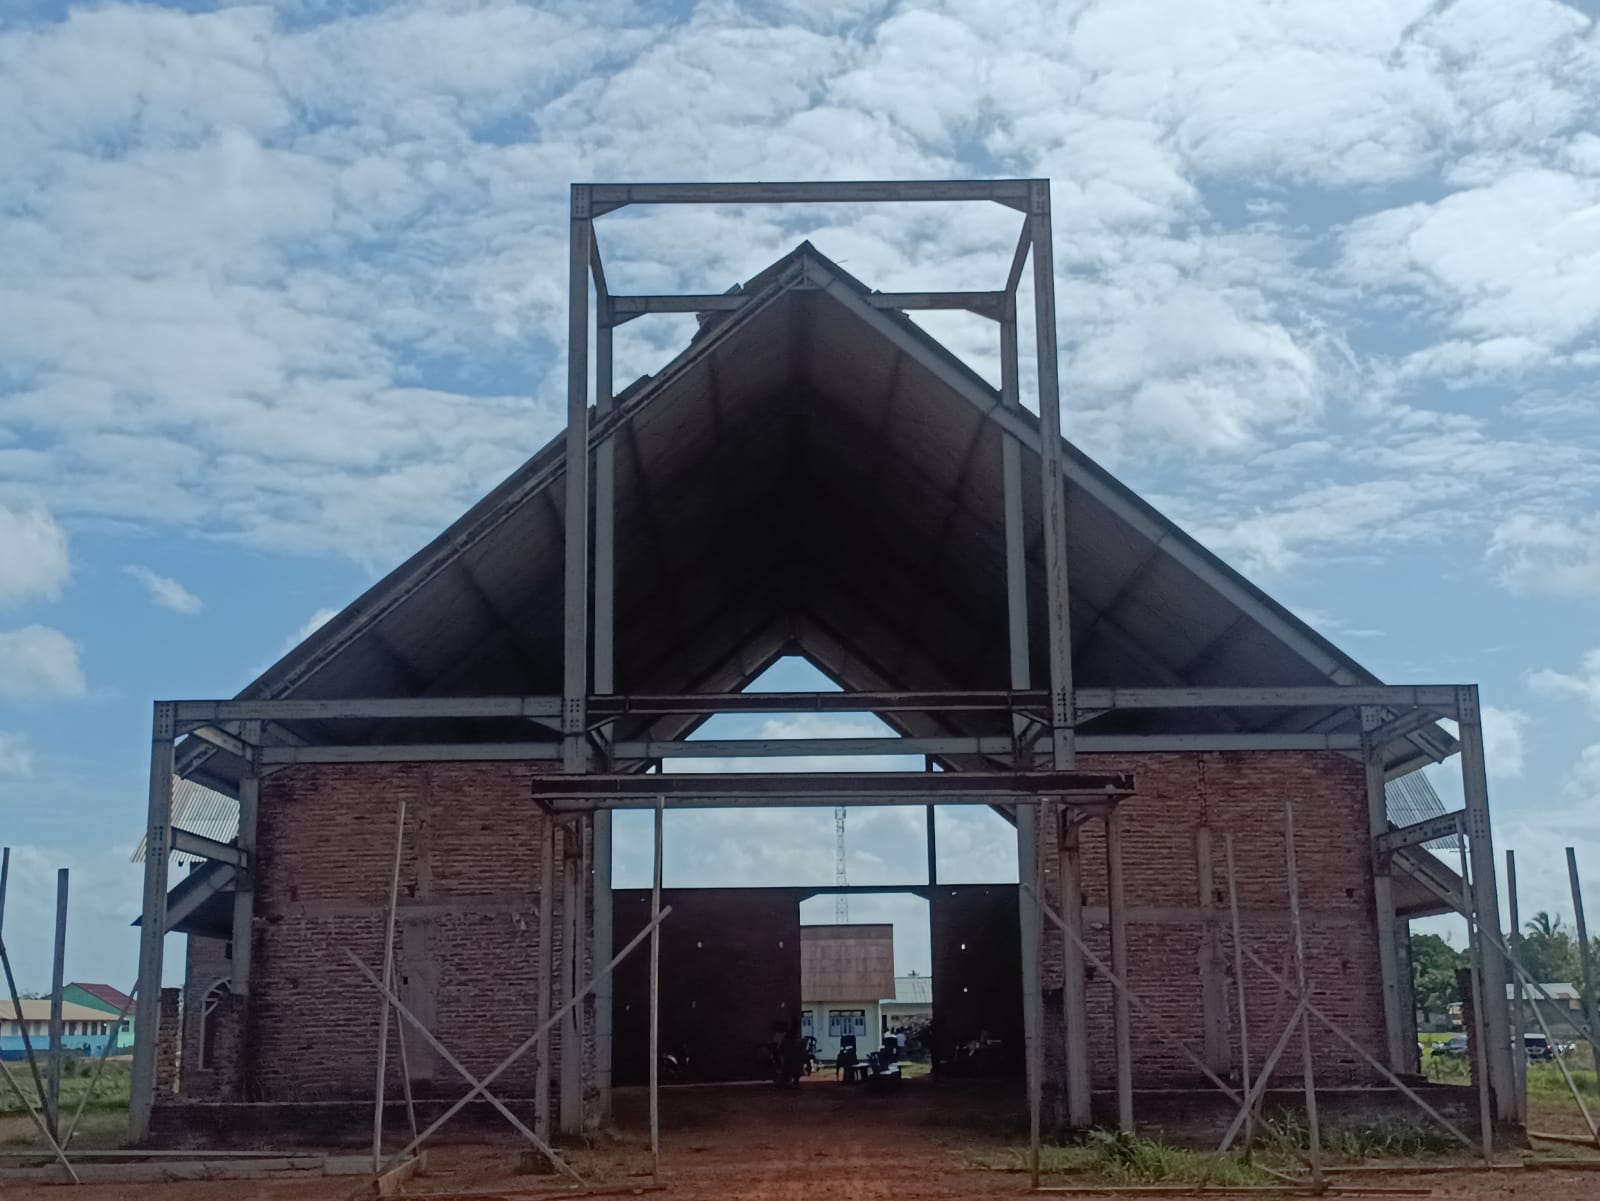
[155,988,181,1097]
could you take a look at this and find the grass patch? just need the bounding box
[968,1132,1275,1186]
[1259,1110,1461,1161]
[0,1058,132,1117]
[1422,1046,1599,1098]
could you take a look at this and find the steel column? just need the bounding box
[1058,818,1091,1126]
[592,280,616,1120]
[559,826,582,1135]
[562,185,592,774]
[130,701,175,1143]
[1362,708,1406,1071]
[1567,848,1600,1083]
[1030,182,1074,771]
[1284,804,1323,1189]
[535,824,554,1144]
[1506,849,1526,1125]
[1457,685,1515,1121]
[47,869,67,1138]
[1107,812,1133,1133]
[231,720,261,995]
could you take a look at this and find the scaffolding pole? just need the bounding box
[1283,804,1322,1192]
[1567,847,1600,1083]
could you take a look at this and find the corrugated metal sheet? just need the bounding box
[1383,772,1459,847]
[129,777,240,864]
[890,975,933,1005]
[801,924,895,1003]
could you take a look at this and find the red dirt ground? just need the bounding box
[4,1076,1598,1199]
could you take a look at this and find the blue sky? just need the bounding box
[1,0,1599,992]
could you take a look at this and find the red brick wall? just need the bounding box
[1038,752,1385,1090]
[193,751,1384,1113]
[220,763,589,1111]
[179,935,242,1100]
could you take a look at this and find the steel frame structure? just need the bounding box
[130,181,1515,1157]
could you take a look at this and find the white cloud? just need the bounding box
[0,502,69,607]
[123,564,203,615]
[280,606,340,655]
[1481,706,1529,779]
[1528,648,1600,719]
[0,731,33,778]
[1567,743,1600,802]
[0,625,86,701]
[1488,512,1600,597]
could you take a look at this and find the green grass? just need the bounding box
[1421,1042,1599,1099]
[967,1132,1276,1186]
[1258,1110,1461,1160]
[0,1057,132,1117]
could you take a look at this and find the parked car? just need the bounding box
[1431,1034,1470,1057]
[1523,1033,1556,1062]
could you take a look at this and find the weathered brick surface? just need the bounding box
[178,935,244,1101]
[1039,752,1385,1090]
[213,763,590,1111]
[188,751,1386,1115]
[155,988,181,1097]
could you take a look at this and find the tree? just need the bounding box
[1411,933,1465,1026]
[1519,912,1579,984]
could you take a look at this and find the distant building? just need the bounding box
[882,974,933,1032]
[1,999,125,1060]
[1507,982,1588,1037]
[800,924,895,1063]
[63,983,135,1052]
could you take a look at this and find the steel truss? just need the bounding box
[129,182,1515,1171]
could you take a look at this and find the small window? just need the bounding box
[198,980,231,1070]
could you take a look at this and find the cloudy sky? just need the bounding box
[2,0,1599,992]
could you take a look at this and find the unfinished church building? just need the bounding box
[131,181,1515,1147]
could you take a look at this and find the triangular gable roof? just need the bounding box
[178,243,1453,789]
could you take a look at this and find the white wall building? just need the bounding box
[799,924,895,1064]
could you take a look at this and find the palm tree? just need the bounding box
[1525,912,1565,939]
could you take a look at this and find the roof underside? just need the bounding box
[181,243,1453,794]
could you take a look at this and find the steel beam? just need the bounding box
[1376,812,1464,857]
[618,735,1013,759]
[586,178,1037,214]
[164,864,237,933]
[186,724,253,760]
[589,689,1046,717]
[611,293,748,317]
[171,829,247,867]
[175,697,563,723]
[1074,685,1463,712]
[534,769,1134,810]
[867,291,1005,319]
[130,702,174,1144]
[1457,685,1515,1122]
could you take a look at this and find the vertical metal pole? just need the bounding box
[1458,830,1495,1165]
[1457,686,1515,1119]
[1002,284,1051,1140]
[373,797,407,1172]
[650,797,663,1186]
[1566,848,1600,1082]
[1283,804,1322,1191]
[1360,708,1406,1072]
[1059,819,1090,1126]
[1224,835,1255,1148]
[562,184,592,778]
[46,869,67,1138]
[231,721,261,996]
[1029,182,1074,774]
[0,847,9,935]
[1197,826,1228,1074]
[559,826,582,1135]
[925,803,938,888]
[1506,849,1526,1126]
[1107,811,1133,1133]
[535,822,555,1145]
[592,279,616,1121]
[130,701,174,1144]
